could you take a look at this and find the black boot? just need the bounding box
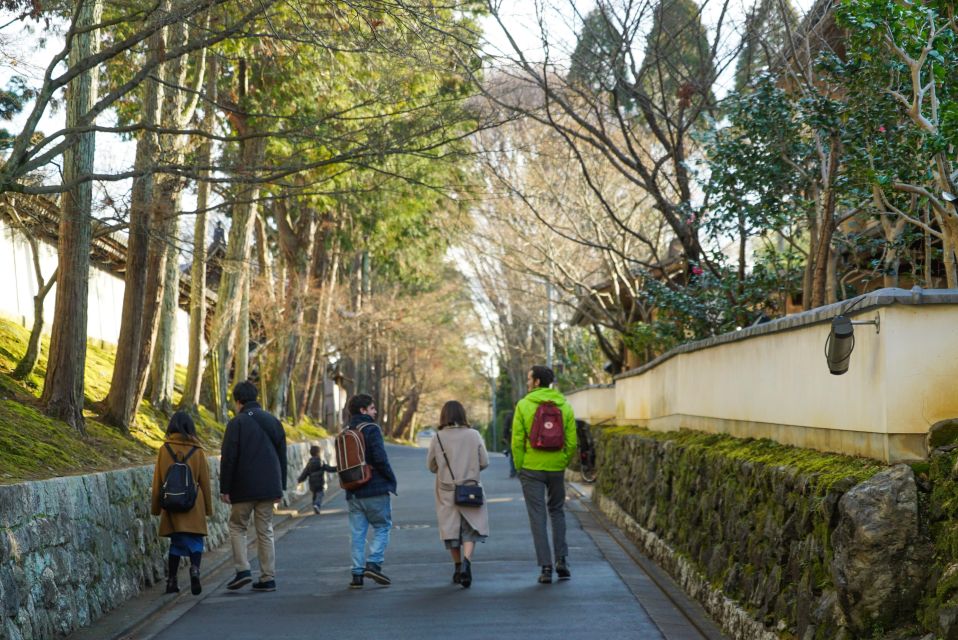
[538,565,553,584]
[189,565,202,595]
[556,557,571,580]
[460,558,472,589]
[166,555,180,594]
[453,563,462,584]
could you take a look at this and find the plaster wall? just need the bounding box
[0,220,195,365]
[565,385,615,424]
[567,290,958,461]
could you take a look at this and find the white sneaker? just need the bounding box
[312,505,321,514]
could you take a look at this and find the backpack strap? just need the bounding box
[165,442,198,463]
[164,442,182,463]
[240,410,282,459]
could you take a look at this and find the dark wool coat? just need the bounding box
[344,414,397,500]
[151,434,213,536]
[220,402,288,502]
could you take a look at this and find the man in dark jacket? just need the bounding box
[344,393,397,589]
[297,445,336,514]
[220,381,287,593]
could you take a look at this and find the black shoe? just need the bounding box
[364,563,391,586]
[349,574,364,589]
[165,577,179,594]
[556,557,571,580]
[538,565,553,584]
[226,570,252,591]
[460,558,472,589]
[189,566,202,595]
[453,563,462,584]
[251,580,276,592]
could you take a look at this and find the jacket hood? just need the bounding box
[348,413,379,429]
[163,433,203,450]
[524,387,567,405]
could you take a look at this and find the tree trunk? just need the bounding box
[10,204,57,380]
[131,177,181,410]
[944,232,958,289]
[179,56,216,413]
[209,137,266,420]
[102,9,166,431]
[810,142,839,308]
[923,205,934,287]
[234,269,250,383]
[14,271,56,380]
[42,0,103,433]
[301,247,340,423]
[825,246,838,304]
[394,385,420,440]
[149,238,181,413]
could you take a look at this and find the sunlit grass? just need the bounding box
[0,315,326,484]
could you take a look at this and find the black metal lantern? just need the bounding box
[824,312,880,375]
[825,316,855,375]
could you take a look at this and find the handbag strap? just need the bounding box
[435,433,458,483]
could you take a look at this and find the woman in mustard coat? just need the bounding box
[150,411,213,595]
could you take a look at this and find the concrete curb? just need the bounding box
[566,481,728,640]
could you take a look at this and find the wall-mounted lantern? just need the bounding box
[825,313,880,375]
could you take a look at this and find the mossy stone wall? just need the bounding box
[0,441,322,640]
[593,427,929,640]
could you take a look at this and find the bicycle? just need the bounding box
[575,420,597,483]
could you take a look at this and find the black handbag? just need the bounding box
[436,433,485,507]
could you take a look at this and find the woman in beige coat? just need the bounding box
[426,401,489,588]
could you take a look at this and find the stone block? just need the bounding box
[831,464,932,636]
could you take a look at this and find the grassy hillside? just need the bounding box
[0,316,326,484]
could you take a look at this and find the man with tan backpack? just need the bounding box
[336,393,398,590]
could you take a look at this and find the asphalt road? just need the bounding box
[128,443,723,640]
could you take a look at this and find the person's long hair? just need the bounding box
[167,410,198,440]
[438,401,469,429]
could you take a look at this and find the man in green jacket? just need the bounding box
[511,365,577,584]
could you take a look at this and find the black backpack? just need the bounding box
[160,443,199,513]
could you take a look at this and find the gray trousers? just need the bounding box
[519,469,568,566]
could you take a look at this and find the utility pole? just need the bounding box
[546,281,554,369]
[490,375,497,452]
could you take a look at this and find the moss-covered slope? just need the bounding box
[0,316,325,484]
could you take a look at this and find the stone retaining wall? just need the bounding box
[0,440,329,640]
[595,429,932,639]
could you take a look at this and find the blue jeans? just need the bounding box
[311,490,325,510]
[348,494,392,575]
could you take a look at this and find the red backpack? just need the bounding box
[529,402,565,451]
[335,423,373,490]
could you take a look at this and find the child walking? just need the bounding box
[298,445,337,514]
[150,411,213,595]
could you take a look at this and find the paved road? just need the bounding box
[129,443,723,640]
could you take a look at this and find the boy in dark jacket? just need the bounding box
[298,445,336,514]
[344,393,397,590]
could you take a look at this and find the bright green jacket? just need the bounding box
[511,387,577,472]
